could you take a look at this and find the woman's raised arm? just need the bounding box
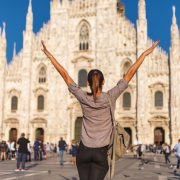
[41,40,74,86]
[124,40,160,83]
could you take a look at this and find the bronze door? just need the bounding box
[9,128,17,142]
[154,128,164,146]
[35,128,44,142]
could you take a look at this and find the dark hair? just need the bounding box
[87,69,104,102]
[21,133,25,137]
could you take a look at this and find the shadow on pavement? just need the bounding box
[26,163,39,170]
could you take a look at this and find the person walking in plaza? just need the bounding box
[10,140,16,160]
[26,139,32,162]
[46,142,51,158]
[163,143,172,167]
[0,140,7,161]
[33,139,39,161]
[173,139,180,173]
[53,144,58,157]
[71,140,78,166]
[15,133,29,171]
[58,137,67,165]
[38,140,43,161]
[41,40,159,179]
[6,140,11,160]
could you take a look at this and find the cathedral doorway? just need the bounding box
[9,128,17,142]
[74,117,82,142]
[124,128,132,146]
[35,128,44,142]
[154,127,165,146]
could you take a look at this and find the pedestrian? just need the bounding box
[46,142,51,158]
[58,137,67,165]
[71,140,78,166]
[43,143,47,160]
[0,140,6,161]
[41,40,159,179]
[38,140,43,161]
[26,139,32,162]
[6,140,11,160]
[10,140,16,160]
[163,143,172,167]
[15,133,29,171]
[132,145,138,159]
[53,144,57,157]
[138,144,146,170]
[33,139,39,161]
[173,139,180,173]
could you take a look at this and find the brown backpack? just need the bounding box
[107,94,130,179]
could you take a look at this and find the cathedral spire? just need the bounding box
[171,6,179,49]
[0,22,7,66]
[2,22,6,39]
[172,6,177,25]
[26,0,33,32]
[138,0,146,20]
[23,0,33,50]
[1,22,7,48]
[137,0,147,52]
[13,42,16,58]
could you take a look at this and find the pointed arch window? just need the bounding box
[79,24,89,51]
[78,69,87,87]
[155,91,163,108]
[39,67,46,84]
[123,62,131,77]
[11,96,18,112]
[37,95,44,111]
[75,117,83,142]
[123,92,131,109]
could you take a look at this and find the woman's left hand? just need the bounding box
[143,40,160,57]
[41,40,52,58]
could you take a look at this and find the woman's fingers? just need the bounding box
[41,40,47,50]
[152,40,160,48]
[41,40,45,46]
[148,40,160,52]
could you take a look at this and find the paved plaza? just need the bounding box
[0,153,180,180]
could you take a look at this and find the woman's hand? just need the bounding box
[41,40,74,86]
[41,40,52,58]
[124,40,160,83]
[143,40,160,57]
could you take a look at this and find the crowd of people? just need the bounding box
[0,134,79,171]
[1,135,180,174]
[131,140,180,172]
[0,140,17,161]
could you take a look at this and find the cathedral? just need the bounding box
[0,0,180,146]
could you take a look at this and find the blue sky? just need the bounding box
[0,0,180,62]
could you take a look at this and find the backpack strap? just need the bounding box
[107,93,116,180]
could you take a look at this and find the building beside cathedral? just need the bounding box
[0,0,180,146]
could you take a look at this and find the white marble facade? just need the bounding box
[0,0,180,146]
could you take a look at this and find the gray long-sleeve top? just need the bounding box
[68,79,128,148]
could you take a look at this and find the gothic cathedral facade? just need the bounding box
[0,0,180,146]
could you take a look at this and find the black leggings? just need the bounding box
[76,142,109,180]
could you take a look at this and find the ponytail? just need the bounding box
[92,74,99,102]
[87,69,104,102]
